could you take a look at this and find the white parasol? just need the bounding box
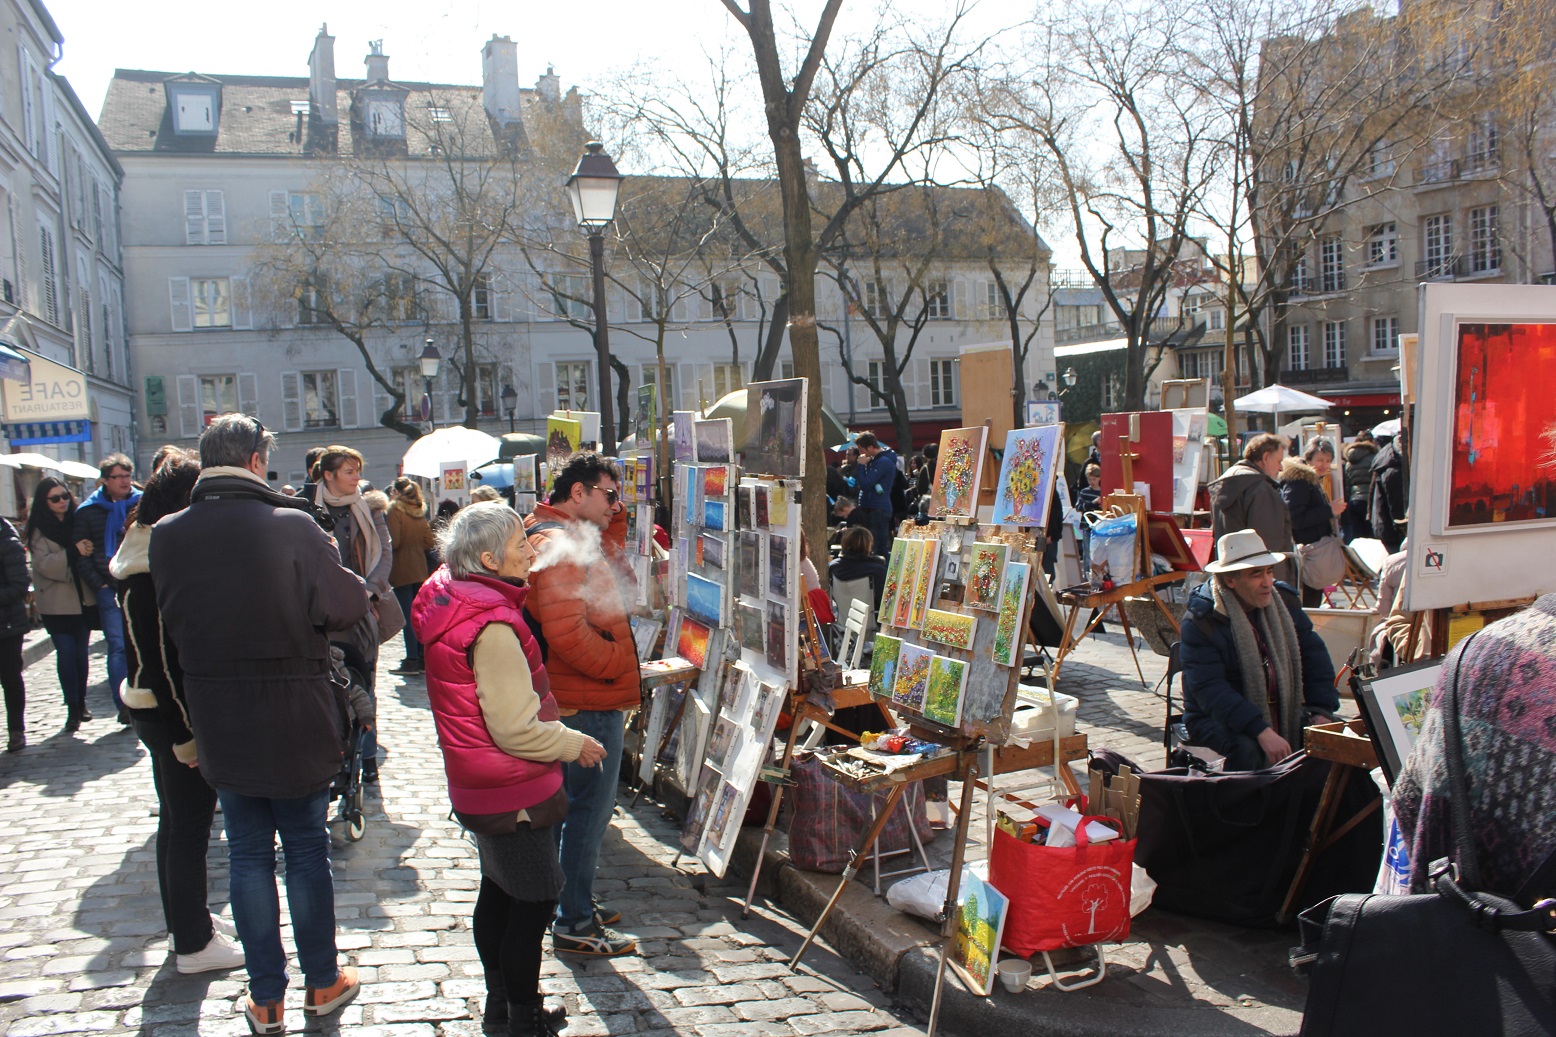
[399,426,502,480]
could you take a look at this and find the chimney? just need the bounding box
[482,35,522,126]
[536,66,560,104]
[364,40,390,84]
[308,23,336,125]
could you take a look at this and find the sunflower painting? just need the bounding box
[992,425,1063,527]
[928,426,988,519]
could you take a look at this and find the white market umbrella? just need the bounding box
[0,453,98,479]
[1371,418,1402,438]
[55,460,102,480]
[399,426,502,480]
[1233,383,1334,414]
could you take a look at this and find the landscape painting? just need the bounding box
[928,426,989,519]
[868,634,902,700]
[1447,322,1556,529]
[743,378,807,478]
[676,617,712,668]
[992,425,1063,527]
[892,643,934,712]
[923,655,969,729]
[950,870,1010,997]
[695,418,734,464]
[991,561,1032,666]
[686,572,724,626]
[921,609,977,651]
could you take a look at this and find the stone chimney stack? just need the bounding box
[308,24,336,125]
[482,35,522,126]
[364,40,390,84]
[536,66,560,104]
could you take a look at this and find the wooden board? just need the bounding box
[1101,410,1175,508]
[958,344,1019,505]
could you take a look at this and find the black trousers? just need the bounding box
[133,716,219,954]
[0,632,23,733]
[472,876,555,1004]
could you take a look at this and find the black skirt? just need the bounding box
[475,825,563,902]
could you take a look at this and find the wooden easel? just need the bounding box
[1277,720,1381,923]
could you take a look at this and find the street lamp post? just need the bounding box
[565,141,624,455]
[418,339,441,432]
[501,384,517,434]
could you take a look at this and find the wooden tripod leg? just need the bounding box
[742,707,807,918]
[928,759,981,1037]
[789,781,909,970]
[1278,763,1350,923]
[1115,604,1148,688]
[1052,605,1083,682]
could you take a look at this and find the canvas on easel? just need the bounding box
[929,426,989,519]
[992,424,1065,527]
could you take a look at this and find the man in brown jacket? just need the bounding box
[523,452,638,957]
[1208,433,1296,586]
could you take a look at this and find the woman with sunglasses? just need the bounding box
[24,478,94,735]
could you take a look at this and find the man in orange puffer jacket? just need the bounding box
[523,453,640,958]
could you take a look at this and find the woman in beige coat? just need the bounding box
[24,477,95,732]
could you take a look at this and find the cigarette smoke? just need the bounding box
[529,521,605,574]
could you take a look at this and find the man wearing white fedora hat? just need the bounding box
[1179,528,1339,771]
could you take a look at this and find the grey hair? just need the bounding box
[1302,437,1336,463]
[439,501,526,579]
[198,413,275,469]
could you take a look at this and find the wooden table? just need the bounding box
[1052,571,1187,686]
[1277,720,1382,922]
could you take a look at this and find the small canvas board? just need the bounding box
[694,418,734,463]
[992,424,1064,527]
[951,869,1010,997]
[991,562,1032,667]
[743,378,807,478]
[923,654,970,729]
[893,643,934,712]
[964,542,1009,611]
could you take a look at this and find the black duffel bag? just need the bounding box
[1293,633,1556,1036]
[1131,751,1382,928]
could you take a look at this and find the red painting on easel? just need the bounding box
[1448,323,1556,528]
[1100,411,1175,509]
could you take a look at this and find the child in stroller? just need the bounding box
[329,644,375,842]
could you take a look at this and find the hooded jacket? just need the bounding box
[386,497,436,588]
[414,566,580,817]
[1208,459,1295,583]
[111,524,197,762]
[523,501,638,713]
[1179,579,1338,757]
[1277,457,1334,545]
[1343,441,1378,501]
[1369,442,1408,551]
[72,484,143,592]
[151,470,370,798]
[857,447,899,512]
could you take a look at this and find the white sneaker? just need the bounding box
[176,932,245,975]
[211,913,238,939]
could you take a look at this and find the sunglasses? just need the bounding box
[46,493,70,504]
[589,484,621,506]
[251,419,266,458]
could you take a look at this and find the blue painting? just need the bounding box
[704,500,727,531]
[686,572,724,626]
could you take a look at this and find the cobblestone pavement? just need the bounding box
[0,636,930,1037]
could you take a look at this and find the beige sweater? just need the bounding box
[471,624,585,765]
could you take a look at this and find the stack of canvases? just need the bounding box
[618,455,656,608]
[665,415,736,670]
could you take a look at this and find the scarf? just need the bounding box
[81,484,142,562]
[195,465,269,487]
[1211,575,1303,740]
[29,506,75,552]
[315,482,382,578]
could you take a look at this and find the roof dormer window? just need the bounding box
[368,99,404,139]
[164,77,221,137]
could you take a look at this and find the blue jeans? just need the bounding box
[555,709,625,931]
[217,787,340,1003]
[860,507,894,558]
[393,583,422,662]
[96,588,127,710]
[41,614,89,707]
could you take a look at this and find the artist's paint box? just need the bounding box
[1010,686,1078,741]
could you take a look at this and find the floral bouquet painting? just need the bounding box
[928,426,989,519]
[993,425,1063,527]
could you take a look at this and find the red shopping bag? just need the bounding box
[988,816,1136,956]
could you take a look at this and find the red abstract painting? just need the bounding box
[1448,323,1556,527]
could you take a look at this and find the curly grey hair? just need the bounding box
[438,501,526,579]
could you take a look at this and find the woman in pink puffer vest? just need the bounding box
[413,503,605,1037]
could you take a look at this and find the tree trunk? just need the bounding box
[459,297,478,428]
[751,292,790,381]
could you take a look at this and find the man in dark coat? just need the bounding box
[1207,433,1295,585]
[853,433,899,554]
[72,453,141,719]
[1341,432,1377,542]
[151,414,370,1032]
[1180,529,1338,771]
[1369,433,1408,553]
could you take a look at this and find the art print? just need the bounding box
[950,870,1010,997]
[706,781,742,855]
[868,634,902,700]
[1356,660,1445,783]
[878,539,909,626]
[704,500,728,532]
[676,617,713,668]
[893,642,934,712]
[992,425,1063,527]
[768,534,791,600]
[1446,323,1556,529]
[765,600,788,672]
[755,486,770,528]
[686,573,724,626]
[701,533,726,570]
[738,602,766,654]
[743,378,807,478]
[928,426,989,519]
[736,532,762,599]
[923,655,969,729]
[682,763,722,853]
[706,716,738,770]
[636,504,655,555]
[545,417,581,494]
[635,456,651,502]
[892,539,923,629]
[673,411,695,461]
[921,609,977,651]
[694,418,734,464]
[750,681,784,740]
[991,561,1032,667]
[513,455,538,493]
[736,485,753,531]
[704,466,730,498]
[964,542,1009,611]
[909,539,940,629]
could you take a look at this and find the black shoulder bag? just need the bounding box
[1293,632,1556,1036]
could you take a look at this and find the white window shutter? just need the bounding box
[205,191,226,245]
[370,370,393,424]
[176,374,199,438]
[535,361,556,413]
[18,48,34,157]
[492,273,510,322]
[953,279,969,321]
[40,73,54,175]
[168,277,192,332]
[230,277,252,330]
[607,285,625,324]
[184,190,204,245]
[281,371,303,432]
[338,368,359,428]
[269,190,288,241]
[237,372,259,419]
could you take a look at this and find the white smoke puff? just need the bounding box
[529,521,605,574]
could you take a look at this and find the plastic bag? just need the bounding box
[886,867,951,922]
[989,819,1136,955]
[1089,511,1138,585]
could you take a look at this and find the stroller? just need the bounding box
[329,643,374,842]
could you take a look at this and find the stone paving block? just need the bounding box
[357,979,441,1004]
[789,1010,896,1034]
[4,1010,120,1035]
[370,996,469,1023]
[732,995,824,1021]
[66,970,138,991]
[672,983,767,1007]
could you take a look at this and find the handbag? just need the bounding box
[1295,535,1345,589]
[988,818,1136,955]
[1294,632,1556,1036]
[372,590,406,645]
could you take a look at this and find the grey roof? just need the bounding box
[99,68,549,158]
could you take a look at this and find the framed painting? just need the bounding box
[992,424,1064,527]
[694,418,734,463]
[921,608,977,651]
[964,542,1009,611]
[923,655,969,729]
[743,378,807,478]
[1354,660,1444,784]
[928,426,989,519]
[991,561,1032,667]
[893,643,934,712]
